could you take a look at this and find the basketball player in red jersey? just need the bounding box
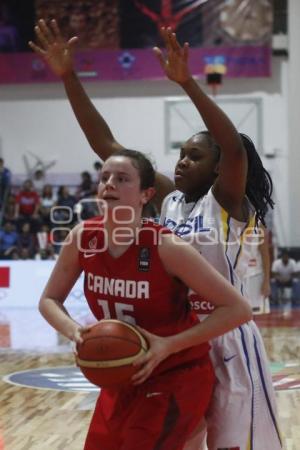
[39,150,251,450]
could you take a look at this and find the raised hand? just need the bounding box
[153,27,191,84]
[29,19,78,78]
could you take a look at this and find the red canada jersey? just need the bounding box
[78,217,210,374]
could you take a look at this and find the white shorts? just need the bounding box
[206,320,282,450]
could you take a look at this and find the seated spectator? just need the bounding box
[75,171,98,220]
[2,194,17,226]
[39,184,57,226]
[51,228,71,255]
[37,224,51,250]
[54,186,77,224]
[17,222,37,258]
[0,221,19,259]
[15,179,40,231]
[0,157,11,206]
[271,250,298,305]
[32,169,46,194]
[93,160,103,183]
[76,171,96,200]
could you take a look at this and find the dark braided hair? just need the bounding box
[240,133,274,226]
[197,131,274,226]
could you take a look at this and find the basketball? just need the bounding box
[76,319,148,388]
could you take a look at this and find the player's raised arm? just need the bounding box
[29,20,174,211]
[154,27,247,208]
[29,19,123,160]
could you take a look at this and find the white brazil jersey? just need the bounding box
[161,188,256,313]
[161,188,282,450]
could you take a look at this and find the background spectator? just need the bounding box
[75,171,98,220]
[2,194,17,226]
[37,223,51,248]
[93,160,103,183]
[32,169,46,194]
[54,185,77,225]
[39,184,57,227]
[0,157,11,207]
[271,250,298,305]
[17,222,37,258]
[76,171,95,200]
[14,179,40,231]
[0,221,19,259]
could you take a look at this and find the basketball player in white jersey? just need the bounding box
[29,21,282,450]
[154,29,281,450]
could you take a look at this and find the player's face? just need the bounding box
[97,156,151,218]
[174,134,218,201]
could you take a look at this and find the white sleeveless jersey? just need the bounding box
[160,188,256,313]
[161,189,282,450]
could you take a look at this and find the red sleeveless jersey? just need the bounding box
[78,217,210,374]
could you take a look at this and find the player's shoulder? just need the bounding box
[162,190,184,205]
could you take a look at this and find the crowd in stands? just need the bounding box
[0,159,102,261]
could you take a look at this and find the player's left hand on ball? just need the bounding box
[71,324,96,354]
[131,327,173,385]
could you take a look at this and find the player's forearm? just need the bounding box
[179,77,243,155]
[166,302,252,354]
[39,296,80,341]
[62,71,122,160]
[259,240,271,281]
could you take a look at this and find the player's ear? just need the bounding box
[141,187,156,205]
[213,162,220,176]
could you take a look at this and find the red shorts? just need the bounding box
[84,356,214,450]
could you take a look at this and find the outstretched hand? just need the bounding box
[29,19,78,78]
[153,27,191,84]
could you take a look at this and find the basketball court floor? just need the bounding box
[0,305,299,450]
